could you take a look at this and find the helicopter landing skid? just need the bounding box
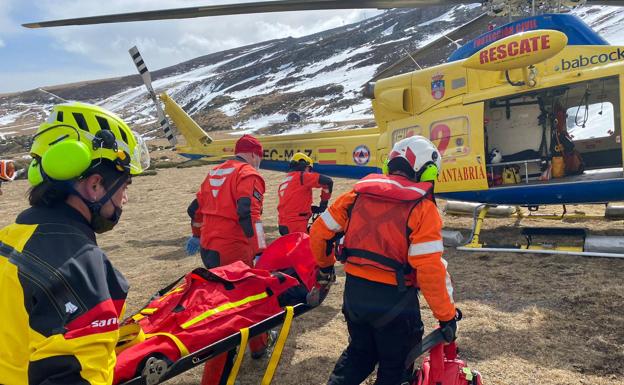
[457,204,624,259]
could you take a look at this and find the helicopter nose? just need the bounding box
[363,82,376,99]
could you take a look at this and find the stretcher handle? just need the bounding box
[403,329,447,368]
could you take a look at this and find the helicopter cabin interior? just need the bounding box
[483,76,623,187]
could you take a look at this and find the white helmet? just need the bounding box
[388,136,441,181]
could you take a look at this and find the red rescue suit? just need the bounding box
[192,158,266,267]
[277,171,332,234]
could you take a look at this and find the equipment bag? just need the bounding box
[413,341,483,385]
[113,261,299,384]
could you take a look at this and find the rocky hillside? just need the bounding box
[1,4,624,155]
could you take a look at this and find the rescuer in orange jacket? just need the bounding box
[0,159,16,196]
[185,134,272,384]
[186,134,266,268]
[277,152,333,235]
[310,136,460,385]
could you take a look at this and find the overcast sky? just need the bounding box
[0,0,383,94]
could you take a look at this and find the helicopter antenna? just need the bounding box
[443,34,461,49]
[37,88,67,102]
[402,48,422,70]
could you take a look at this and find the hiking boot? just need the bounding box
[250,329,278,359]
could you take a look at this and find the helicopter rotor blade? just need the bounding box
[586,0,624,5]
[128,46,177,146]
[23,0,474,28]
[370,12,494,82]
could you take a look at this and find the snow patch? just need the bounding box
[381,23,397,37]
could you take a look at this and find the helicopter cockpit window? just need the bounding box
[566,102,615,140]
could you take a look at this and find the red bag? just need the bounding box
[255,232,318,291]
[113,261,299,384]
[413,342,483,385]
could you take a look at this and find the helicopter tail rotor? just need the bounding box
[128,46,177,146]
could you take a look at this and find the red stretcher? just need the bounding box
[116,232,324,385]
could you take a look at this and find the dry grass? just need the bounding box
[1,167,623,385]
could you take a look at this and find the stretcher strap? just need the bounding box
[181,291,269,329]
[226,328,250,385]
[261,306,294,385]
[145,332,190,357]
[116,323,145,354]
[115,323,190,358]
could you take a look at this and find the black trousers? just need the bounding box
[327,275,424,385]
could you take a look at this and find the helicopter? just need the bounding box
[25,0,624,255]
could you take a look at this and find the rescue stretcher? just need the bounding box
[119,303,311,385]
[116,232,324,385]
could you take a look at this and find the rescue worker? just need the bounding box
[185,134,266,268]
[277,152,333,235]
[310,136,460,385]
[0,159,16,196]
[0,102,148,384]
[185,134,272,385]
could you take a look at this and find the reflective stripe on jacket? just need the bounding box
[0,203,128,385]
[195,158,266,253]
[310,174,455,321]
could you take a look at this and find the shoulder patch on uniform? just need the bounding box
[253,189,263,201]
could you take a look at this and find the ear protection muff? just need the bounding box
[42,140,92,181]
[418,163,439,182]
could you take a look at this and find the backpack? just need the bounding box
[412,341,483,385]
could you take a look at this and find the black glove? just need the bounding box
[317,265,335,287]
[311,200,329,214]
[439,308,462,343]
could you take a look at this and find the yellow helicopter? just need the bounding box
[25,0,624,256]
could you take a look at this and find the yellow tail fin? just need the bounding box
[160,92,213,148]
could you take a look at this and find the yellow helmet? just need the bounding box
[28,102,149,186]
[290,152,313,167]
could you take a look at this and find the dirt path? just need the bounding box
[1,167,623,385]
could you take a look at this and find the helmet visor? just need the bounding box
[129,132,150,174]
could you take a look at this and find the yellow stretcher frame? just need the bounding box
[121,304,307,385]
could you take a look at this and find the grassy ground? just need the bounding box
[1,166,623,385]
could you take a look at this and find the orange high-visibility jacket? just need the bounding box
[310,174,456,322]
[277,171,332,225]
[194,158,266,255]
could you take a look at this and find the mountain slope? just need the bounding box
[2,4,624,150]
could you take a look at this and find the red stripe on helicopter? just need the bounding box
[318,148,337,153]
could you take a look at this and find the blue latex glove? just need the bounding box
[185,236,200,255]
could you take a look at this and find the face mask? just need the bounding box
[90,203,122,234]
